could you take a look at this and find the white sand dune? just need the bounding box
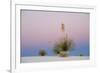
[21,56,89,63]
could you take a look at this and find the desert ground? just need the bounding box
[21,56,89,63]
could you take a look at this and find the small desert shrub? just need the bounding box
[39,49,47,56]
[79,54,83,56]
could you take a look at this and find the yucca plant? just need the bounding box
[53,37,74,57]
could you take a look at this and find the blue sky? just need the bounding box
[21,40,89,57]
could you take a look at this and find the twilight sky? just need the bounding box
[21,10,89,57]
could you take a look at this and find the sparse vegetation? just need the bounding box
[79,54,83,56]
